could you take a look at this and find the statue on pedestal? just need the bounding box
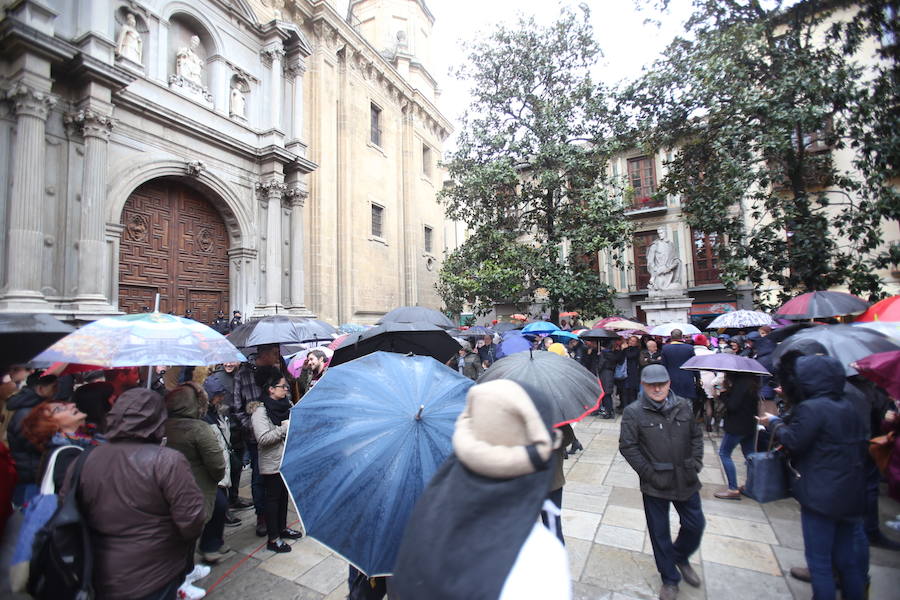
[647,227,683,294]
[176,35,204,86]
[230,84,246,118]
[116,13,143,64]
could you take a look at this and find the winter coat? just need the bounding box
[203,408,232,488]
[619,390,704,501]
[462,352,484,381]
[770,355,868,519]
[67,388,206,600]
[722,376,759,437]
[6,387,44,485]
[204,367,236,412]
[622,346,641,390]
[692,345,722,400]
[164,386,226,522]
[638,349,662,371]
[250,403,288,475]
[661,342,698,399]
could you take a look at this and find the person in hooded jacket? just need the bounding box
[66,388,207,600]
[760,354,869,600]
[7,373,60,505]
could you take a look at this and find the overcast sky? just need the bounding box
[337,0,695,149]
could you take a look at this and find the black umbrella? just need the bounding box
[774,291,870,320]
[579,328,619,340]
[377,306,455,330]
[765,322,821,344]
[0,313,75,367]
[227,315,307,348]
[772,324,900,376]
[460,325,494,337]
[330,321,461,367]
[476,350,602,427]
[289,317,337,342]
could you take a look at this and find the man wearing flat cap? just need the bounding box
[619,364,706,600]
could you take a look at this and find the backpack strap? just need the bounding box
[39,446,84,496]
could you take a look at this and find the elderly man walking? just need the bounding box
[619,365,706,600]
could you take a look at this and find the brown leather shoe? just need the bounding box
[714,489,742,500]
[659,583,679,600]
[677,562,701,587]
[790,566,811,582]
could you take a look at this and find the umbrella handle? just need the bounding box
[415,404,424,421]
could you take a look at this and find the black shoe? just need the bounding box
[568,440,584,454]
[281,528,303,539]
[869,533,900,551]
[224,511,241,527]
[676,562,701,588]
[229,497,254,510]
[255,518,267,538]
[266,539,292,553]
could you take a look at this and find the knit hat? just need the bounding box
[693,334,709,347]
[547,342,567,357]
[452,380,559,479]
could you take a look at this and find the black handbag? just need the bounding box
[743,424,799,503]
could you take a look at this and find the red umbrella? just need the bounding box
[510,313,528,321]
[855,295,900,323]
[775,291,870,320]
[853,351,900,400]
[560,311,579,317]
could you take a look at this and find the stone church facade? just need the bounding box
[0,0,451,325]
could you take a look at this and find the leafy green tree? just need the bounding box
[438,5,631,320]
[620,0,899,304]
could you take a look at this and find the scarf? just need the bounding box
[262,392,292,426]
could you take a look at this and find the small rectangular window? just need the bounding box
[422,144,432,177]
[371,203,384,238]
[370,103,382,147]
[424,225,433,253]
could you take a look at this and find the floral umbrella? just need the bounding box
[707,310,774,329]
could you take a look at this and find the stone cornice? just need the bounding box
[62,52,137,91]
[0,16,76,64]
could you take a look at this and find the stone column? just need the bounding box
[67,109,115,306]
[286,187,308,310]
[285,59,306,150]
[256,180,286,310]
[3,83,55,305]
[400,103,418,305]
[262,44,285,132]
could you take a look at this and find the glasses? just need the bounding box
[273,384,290,390]
[49,404,70,415]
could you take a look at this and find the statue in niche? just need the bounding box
[230,83,246,118]
[175,35,204,85]
[646,227,683,294]
[116,13,143,64]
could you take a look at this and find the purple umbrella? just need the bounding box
[495,335,532,359]
[680,353,771,376]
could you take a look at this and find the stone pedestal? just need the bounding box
[638,295,694,327]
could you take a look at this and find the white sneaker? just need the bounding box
[185,564,211,584]
[177,582,206,600]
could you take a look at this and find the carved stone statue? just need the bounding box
[116,13,142,64]
[176,35,204,85]
[647,227,683,294]
[230,85,246,118]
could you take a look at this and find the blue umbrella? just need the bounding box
[281,352,472,576]
[501,329,524,339]
[549,330,579,343]
[522,321,560,335]
[495,334,532,359]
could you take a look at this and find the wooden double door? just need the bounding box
[118,179,230,324]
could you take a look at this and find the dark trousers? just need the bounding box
[599,370,615,414]
[136,574,182,600]
[262,473,288,541]
[199,487,228,552]
[643,492,705,585]
[864,458,881,538]
[248,442,266,516]
[348,566,388,600]
[541,487,565,544]
[801,508,867,600]
[228,427,244,500]
[623,386,638,407]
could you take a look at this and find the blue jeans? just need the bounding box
[800,508,866,600]
[643,492,706,585]
[248,442,265,516]
[199,487,228,552]
[718,432,756,490]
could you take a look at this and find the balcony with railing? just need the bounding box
[624,195,667,215]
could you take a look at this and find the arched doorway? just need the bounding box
[118,178,230,324]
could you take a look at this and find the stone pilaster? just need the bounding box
[66,108,116,308]
[400,103,418,305]
[286,187,310,312]
[256,180,286,311]
[285,59,306,153]
[2,83,55,306]
[262,44,285,133]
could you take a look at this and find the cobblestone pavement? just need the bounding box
[204,416,900,599]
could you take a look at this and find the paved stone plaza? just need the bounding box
[201,416,900,599]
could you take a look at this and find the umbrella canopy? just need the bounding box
[707,310,774,329]
[597,319,647,331]
[337,323,367,335]
[0,313,75,367]
[290,318,337,342]
[549,330,579,343]
[853,351,900,400]
[495,335,532,359]
[774,290,870,320]
[649,322,701,336]
[282,352,472,576]
[493,322,520,334]
[559,311,579,317]
[579,328,619,340]
[852,321,900,343]
[680,354,771,376]
[34,312,245,367]
[227,315,310,348]
[521,321,560,335]
[460,325,495,337]
[510,313,528,321]
[772,324,900,376]
[855,295,900,323]
[477,351,602,427]
[377,306,454,330]
[330,321,461,367]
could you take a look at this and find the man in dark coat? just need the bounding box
[620,365,705,600]
[211,311,230,334]
[661,330,698,401]
[229,310,242,332]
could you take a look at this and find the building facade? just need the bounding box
[0,0,451,325]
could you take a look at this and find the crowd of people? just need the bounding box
[1,314,898,600]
